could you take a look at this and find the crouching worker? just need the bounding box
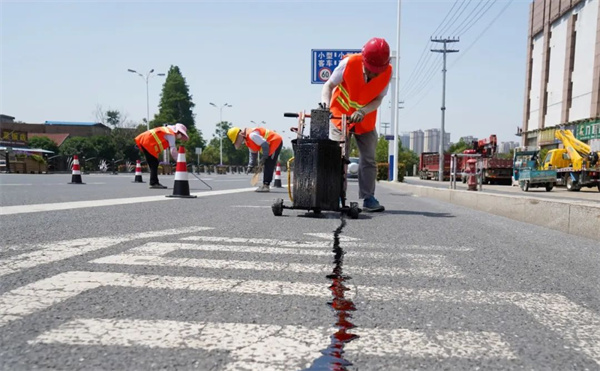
[135,123,189,189]
[227,126,282,192]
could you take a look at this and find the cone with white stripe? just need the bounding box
[166,146,197,198]
[132,160,145,183]
[273,162,282,188]
[68,155,85,184]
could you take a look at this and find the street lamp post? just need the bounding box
[128,69,165,130]
[209,102,232,166]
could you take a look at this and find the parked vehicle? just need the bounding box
[347,157,359,179]
[419,152,452,181]
[459,135,512,185]
[513,149,556,191]
[543,129,600,192]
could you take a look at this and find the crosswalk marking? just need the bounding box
[180,235,473,251]
[304,233,361,241]
[124,241,461,264]
[28,318,516,371]
[91,252,464,278]
[0,227,212,278]
[2,268,600,368]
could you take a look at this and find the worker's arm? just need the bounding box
[248,150,258,167]
[320,58,347,107]
[248,131,271,159]
[166,135,178,161]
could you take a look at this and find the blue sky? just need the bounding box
[1,0,530,148]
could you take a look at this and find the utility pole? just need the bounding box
[431,37,459,182]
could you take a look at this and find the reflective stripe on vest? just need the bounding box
[336,85,365,110]
[150,129,166,153]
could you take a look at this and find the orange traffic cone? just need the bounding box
[166,146,197,198]
[132,160,145,183]
[68,155,85,184]
[273,162,282,188]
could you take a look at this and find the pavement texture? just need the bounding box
[0,173,599,370]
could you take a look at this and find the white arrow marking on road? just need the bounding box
[0,227,212,277]
[1,270,599,365]
[304,233,361,241]
[28,318,516,370]
[0,187,256,215]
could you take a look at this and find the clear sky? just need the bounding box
[1,0,530,148]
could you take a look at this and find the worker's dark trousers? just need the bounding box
[142,148,160,185]
[263,143,283,185]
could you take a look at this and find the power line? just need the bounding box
[450,0,515,67]
[454,0,498,36]
[435,0,470,37]
[448,0,488,36]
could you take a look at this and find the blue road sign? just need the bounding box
[311,49,361,84]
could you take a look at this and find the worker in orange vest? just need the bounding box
[135,123,189,189]
[227,126,283,192]
[320,37,392,212]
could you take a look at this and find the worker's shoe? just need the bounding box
[255,184,270,193]
[363,196,385,212]
[149,183,167,189]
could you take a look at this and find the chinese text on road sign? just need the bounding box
[311,49,361,84]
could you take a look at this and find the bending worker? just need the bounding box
[321,37,392,212]
[135,123,189,189]
[227,126,283,192]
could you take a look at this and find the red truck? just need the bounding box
[418,135,513,184]
[419,152,452,181]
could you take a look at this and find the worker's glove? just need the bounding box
[349,109,365,123]
[246,165,254,174]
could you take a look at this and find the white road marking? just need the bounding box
[305,233,361,241]
[125,242,456,261]
[2,270,599,366]
[91,252,464,278]
[180,235,473,251]
[28,318,516,370]
[0,227,212,277]
[0,188,256,215]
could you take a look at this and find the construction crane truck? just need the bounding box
[542,129,600,192]
[460,135,513,185]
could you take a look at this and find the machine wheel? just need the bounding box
[566,177,581,192]
[313,208,322,215]
[349,202,360,219]
[545,183,554,192]
[272,198,284,216]
[520,181,529,192]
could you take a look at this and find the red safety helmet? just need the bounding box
[362,37,390,74]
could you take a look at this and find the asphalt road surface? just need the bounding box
[1,173,599,370]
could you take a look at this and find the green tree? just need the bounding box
[200,145,219,164]
[28,136,59,154]
[279,147,293,167]
[59,137,95,158]
[375,135,388,162]
[448,138,471,154]
[151,65,197,137]
[106,110,121,127]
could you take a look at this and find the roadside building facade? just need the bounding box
[522,0,600,150]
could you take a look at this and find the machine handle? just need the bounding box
[284,113,302,118]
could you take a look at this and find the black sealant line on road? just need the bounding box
[304,216,359,371]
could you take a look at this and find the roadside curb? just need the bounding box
[380,181,600,241]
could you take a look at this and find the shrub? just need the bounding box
[376,162,405,182]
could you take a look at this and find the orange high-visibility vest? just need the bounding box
[330,53,392,135]
[245,127,282,156]
[135,127,176,158]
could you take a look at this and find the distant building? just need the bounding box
[424,129,439,153]
[521,0,600,149]
[0,114,15,124]
[409,130,424,155]
[460,136,478,145]
[499,141,519,153]
[400,132,410,150]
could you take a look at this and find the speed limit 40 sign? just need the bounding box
[311,49,361,84]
